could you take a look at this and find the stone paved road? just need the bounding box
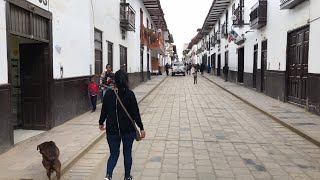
[64,76,320,180]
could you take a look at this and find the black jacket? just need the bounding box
[99,89,144,135]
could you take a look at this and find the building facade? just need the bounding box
[0,0,173,153]
[188,0,320,115]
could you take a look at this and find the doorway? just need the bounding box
[120,45,127,72]
[147,52,150,80]
[140,47,144,82]
[238,47,244,83]
[211,54,215,75]
[253,44,258,88]
[287,26,309,105]
[217,54,221,76]
[6,0,52,144]
[261,40,267,92]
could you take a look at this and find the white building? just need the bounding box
[189,0,320,115]
[0,0,173,153]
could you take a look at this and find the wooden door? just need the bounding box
[238,47,244,83]
[147,53,150,79]
[140,48,144,81]
[108,42,113,69]
[120,45,127,72]
[287,27,309,105]
[20,44,47,130]
[217,54,221,76]
[225,51,229,66]
[261,41,267,92]
[94,29,103,77]
[253,44,258,88]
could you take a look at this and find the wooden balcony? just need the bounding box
[120,3,136,31]
[250,0,267,29]
[280,0,307,9]
[233,5,244,26]
[150,31,165,55]
[140,26,149,45]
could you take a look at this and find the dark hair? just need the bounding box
[106,64,111,68]
[114,70,129,94]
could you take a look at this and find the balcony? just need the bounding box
[250,0,267,29]
[140,26,149,45]
[280,0,307,9]
[214,32,221,45]
[233,5,244,26]
[120,3,136,31]
[150,31,165,55]
[221,22,228,38]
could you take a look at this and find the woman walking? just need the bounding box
[99,70,146,180]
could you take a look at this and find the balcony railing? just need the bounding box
[221,22,228,38]
[210,35,215,47]
[250,0,267,29]
[280,0,307,9]
[140,26,149,45]
[120,3,136,31]
[233,5,244,26]
[150,31,165,55]
[214,32,221,44]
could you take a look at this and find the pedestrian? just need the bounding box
[192,65,197,84]
[158,65,162,75]
[88,76,99,112]
[200,63,205,76]
[100,64,114,97]
[165,63,170,76]
[188,63,192,75]
[99,70,146,180]
[223,64,229,82]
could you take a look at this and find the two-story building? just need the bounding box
[188,0,320,115]
[0,0,173,153]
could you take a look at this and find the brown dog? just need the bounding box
[37,141,61,180]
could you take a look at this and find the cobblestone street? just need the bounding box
[64,75,320,180]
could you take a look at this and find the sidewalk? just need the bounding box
[0,75,167,180]
[203,73,320,147]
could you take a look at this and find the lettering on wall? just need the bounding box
[26,0,49,11]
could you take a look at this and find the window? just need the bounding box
[226,10,228,34]
[232,4,235,14]
[225,51,229,66]
[108,41,113,70]
[120,45,127,72]
[240,0,244,6]
[94,28,103,76]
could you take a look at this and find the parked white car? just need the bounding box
[172,62,186,76]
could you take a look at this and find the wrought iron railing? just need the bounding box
[120,3,136,31]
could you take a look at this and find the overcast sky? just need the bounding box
[160,0,213,58]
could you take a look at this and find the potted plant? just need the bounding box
[150,33,158,41]
[145,28,153,36]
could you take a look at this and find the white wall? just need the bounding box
[0,0,8,84]
[206,0,310,74]
[93,0,154,74]
[50,0,94,79]
[309,0,320,74]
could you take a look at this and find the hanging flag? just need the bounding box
[228,29,239,43]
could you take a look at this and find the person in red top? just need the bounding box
[88,76,99,112]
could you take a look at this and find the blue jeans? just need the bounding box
[106,132,135,178]
[90,96,97,110]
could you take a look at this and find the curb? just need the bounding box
[202,75,320,148]
[55,75,168,179]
